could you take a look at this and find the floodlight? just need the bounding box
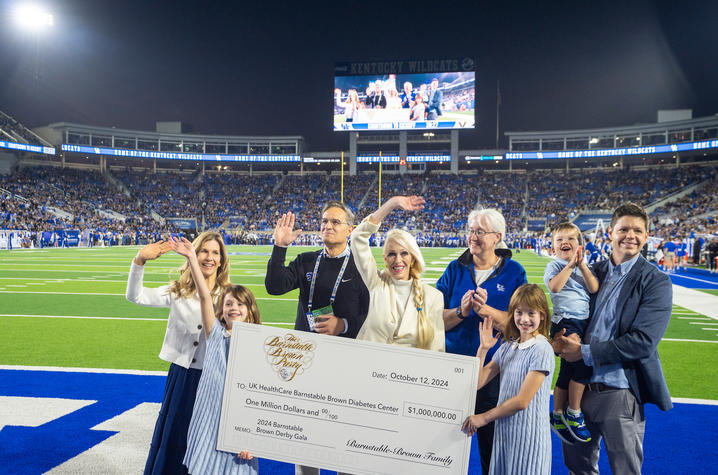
[13,4,54,30]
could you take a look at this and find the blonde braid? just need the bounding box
[410,265,434,349]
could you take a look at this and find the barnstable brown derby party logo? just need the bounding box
[264,333,316,382]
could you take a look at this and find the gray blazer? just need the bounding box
[588,255,673,411]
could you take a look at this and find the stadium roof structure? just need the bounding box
[505,115,718,152]
[36,122,303,152]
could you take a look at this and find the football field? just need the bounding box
[2,244,717,399]
[2,245,718,474]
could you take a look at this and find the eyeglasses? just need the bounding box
[321,218,347,228]
[467,229,497,237]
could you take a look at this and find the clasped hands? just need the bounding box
[551,329,582,362]
[460,287,488,317]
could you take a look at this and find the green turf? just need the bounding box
[1,245,717,400]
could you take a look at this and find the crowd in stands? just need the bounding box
[1,166,178,245]
[651,167,718,238]
[524,166,704,227]
[2,163,717,259]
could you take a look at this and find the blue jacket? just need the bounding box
[588,255,673,410]
[436,248,527,359]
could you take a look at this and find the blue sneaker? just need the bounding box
[563,410,592,443]
[550,412,574,445]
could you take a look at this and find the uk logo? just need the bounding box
[497,284,505,292]
[306,272,313,281]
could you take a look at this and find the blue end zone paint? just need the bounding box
[1,369,717,474]
[0,369,165,475]
[650,263,718,289]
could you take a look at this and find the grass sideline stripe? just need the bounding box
[0,314,168,321]
[0,314,296,325]
[662,338,718,344]
[0,291,297,300]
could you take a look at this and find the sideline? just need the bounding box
[672,285,718,320]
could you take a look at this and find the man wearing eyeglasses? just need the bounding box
[265,201,369,338]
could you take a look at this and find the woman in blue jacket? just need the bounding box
[436,208,527,475]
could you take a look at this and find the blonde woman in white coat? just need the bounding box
[351,195,445,351]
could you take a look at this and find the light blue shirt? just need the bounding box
[581,254,641,387]
[543,258,592,323]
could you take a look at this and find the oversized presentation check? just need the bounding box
[217,323,480,475]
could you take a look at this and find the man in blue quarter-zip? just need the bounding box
[436,208,527,475]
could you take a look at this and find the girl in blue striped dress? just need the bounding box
[462,284,555,475]
[170,236,260,475]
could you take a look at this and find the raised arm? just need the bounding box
[475,318,500,389]
[367,195,425,225]
[126,240,172,306]
[265,213,303,295]
[576,248,599,293]
[169,237,216,338]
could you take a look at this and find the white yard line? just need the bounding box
[0,291,297,300]
[672,285,718,320]
[0,314,296,325]
[662,338,718,343]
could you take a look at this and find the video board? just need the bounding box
[334,58,475,132]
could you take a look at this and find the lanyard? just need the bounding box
[307,248,351,313]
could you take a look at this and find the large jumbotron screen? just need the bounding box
[334,59,475,131]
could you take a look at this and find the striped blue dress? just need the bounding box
[183,321,258,475]
[489,335,555,475]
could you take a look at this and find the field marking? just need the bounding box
[678,316,711,320]
[0,291,297,301]
[689,322,718,325]
[0,364,168,376]
[672,285,718,320]
[672,397,718,406]
[668,273,718,286]
[0,314,296,325]
[662,338,718,344]
[0,314,168,321]
[0,277,270,286]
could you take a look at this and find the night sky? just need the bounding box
[1,0,717,151]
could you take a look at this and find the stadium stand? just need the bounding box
[1,112,717,253]
[2,161,717,250]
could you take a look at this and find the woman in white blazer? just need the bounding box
[126,232,230,475]
[351,195,445,351]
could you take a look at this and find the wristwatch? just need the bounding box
[456,307,467,319]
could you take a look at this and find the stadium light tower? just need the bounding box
[11,3,54,95]
[12,4,54,30]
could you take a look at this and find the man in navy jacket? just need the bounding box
[554,202,672,475]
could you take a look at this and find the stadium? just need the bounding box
[2,2,718,475]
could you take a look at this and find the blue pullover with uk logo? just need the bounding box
[436,248,527,362]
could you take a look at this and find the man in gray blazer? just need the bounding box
[427,78,443,120]
[553,202,672,475]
